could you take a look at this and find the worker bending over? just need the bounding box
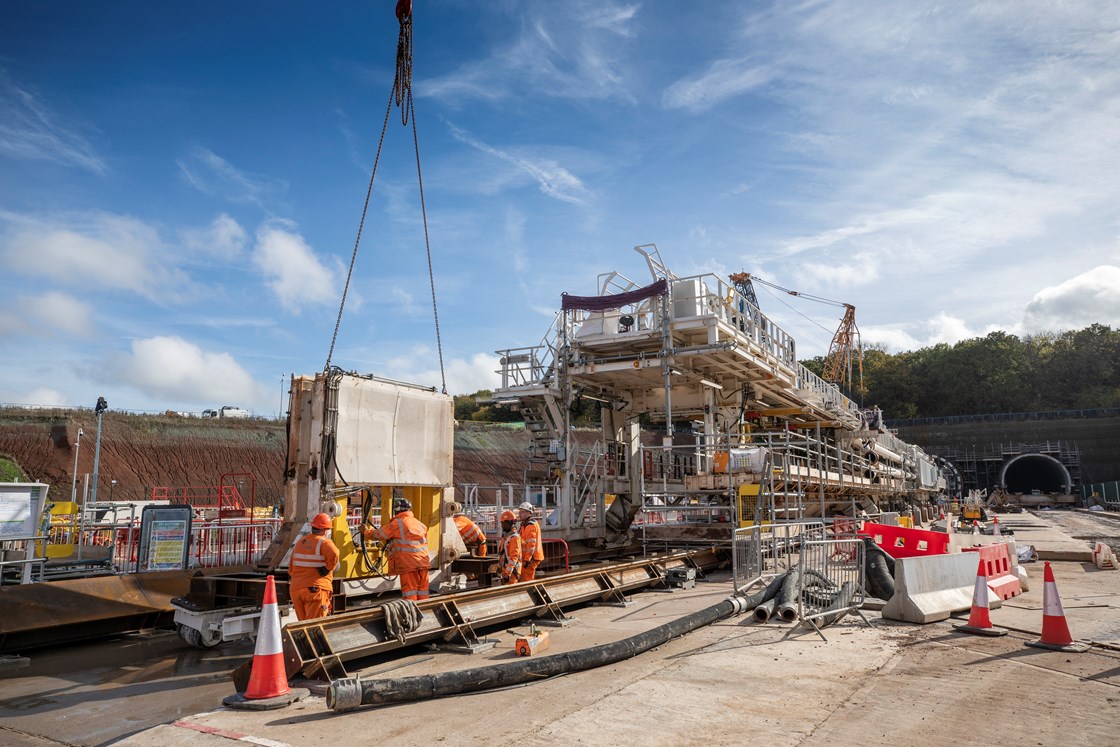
[290,512,339,620]
[453,511,487,556]
[518,501,545,581]
[498,510,522,584]
[362,497,431,601]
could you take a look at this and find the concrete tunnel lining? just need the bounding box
[1000,453,1071,493]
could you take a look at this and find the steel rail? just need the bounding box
[277,548,723,681]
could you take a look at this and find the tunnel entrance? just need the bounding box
[1001,453,1071,494]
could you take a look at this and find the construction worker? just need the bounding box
[362,497,431,601]
[453,511,487,556]
[498,510,522,584]
[518,501,545,581]
[289,512,339,620]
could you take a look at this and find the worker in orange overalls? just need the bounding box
[362,497,431,601]
[518,501,545,581]
[289,512,340,620]
[453,511,487,556]
[498,510,522,585]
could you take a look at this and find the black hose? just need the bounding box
[776,568,801,622]
[327,595,751,711]
[739,570,788,611]
[814,581,857,627]
[862,539,895,601]
[753,597,777,622]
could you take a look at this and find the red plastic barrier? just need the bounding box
[962,543,1021,599]
[859,522,950,559]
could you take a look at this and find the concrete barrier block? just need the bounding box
[881,553,1002,624]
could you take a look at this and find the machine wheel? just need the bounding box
[177,622,221,649]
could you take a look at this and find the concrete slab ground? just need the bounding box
[110,511,1119,747]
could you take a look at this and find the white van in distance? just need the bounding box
[218,406,251,419]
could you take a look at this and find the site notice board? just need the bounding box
[136,504,193,572]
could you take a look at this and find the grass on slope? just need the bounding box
[0,455,26,482]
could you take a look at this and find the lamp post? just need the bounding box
[70,427,84,503]
[90,396,107,503]
[109,479,117,502]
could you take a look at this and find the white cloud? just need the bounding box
[26,291,95,337]
[382,349,501,395]
[863,313,1005,353]
[1023,265,1120,331]
[111,336,265,408]
[177,147,287,207]
[447,124,590,205]
[0,211,189,301]
[252,224,338,312]
[180,213,248,259]
[0,72,107,174]
[420,1,639,104]
[16,387,69,407]
[662,60,775,112]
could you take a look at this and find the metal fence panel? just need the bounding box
[732,526,762,593]
[797,537,868,639]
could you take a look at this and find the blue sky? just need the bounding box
[2,1,1119,416]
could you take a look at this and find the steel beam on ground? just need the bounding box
[278,549,723,681]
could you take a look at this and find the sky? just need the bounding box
[2,0,1119,416]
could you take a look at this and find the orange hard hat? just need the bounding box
[499,510,516,522]
[311,513,332,529]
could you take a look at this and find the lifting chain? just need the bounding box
[325,1,447,394]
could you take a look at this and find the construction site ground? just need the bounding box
[3,511,1118,747]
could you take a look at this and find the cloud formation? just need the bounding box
[180,213,248,259]
[1024,265,1120,332]
[420,0,639,104]
[252,224,338,312]
[447,124,590,205]
[111,335,265,408]
[0,211,189,301]
[0,72,107,174]
[177,147,287,207]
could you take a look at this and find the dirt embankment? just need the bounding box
[0,409,287,506]
[0,410,539,506]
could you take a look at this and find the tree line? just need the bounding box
[803,323,1120,419]
[454,324,1119,423]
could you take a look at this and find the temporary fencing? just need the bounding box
[796,536,869,640]
[732,521,827,595]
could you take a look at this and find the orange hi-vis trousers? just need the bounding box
[291,585,332,620]
[521,558,541,582]
[400,569,430,601]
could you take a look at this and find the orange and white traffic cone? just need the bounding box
[954,555,1007,637]
[972,520,980,536]
[992,516,1001,537]
[1025,562,1090,653]
[224,575,307,709]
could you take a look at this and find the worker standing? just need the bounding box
[498,510,522,585]
[362,497,431,601]
[289,512,340,620]
[453,511,488,556]
[518,501,545,581]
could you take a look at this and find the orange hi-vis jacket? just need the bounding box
[454,514,487,553]
[500,530,522,580]
[364,510,430,573]
[289,533,340,592]
[519,518,544,562]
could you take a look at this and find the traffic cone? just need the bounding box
[1025,562,1090,653]
[244,575,289,698]
[992,516,1001,537]
[223,575,307,709]
[954,555,1007,637]
[972,521,980,536]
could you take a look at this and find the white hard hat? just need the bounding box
[518,501,535,513]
